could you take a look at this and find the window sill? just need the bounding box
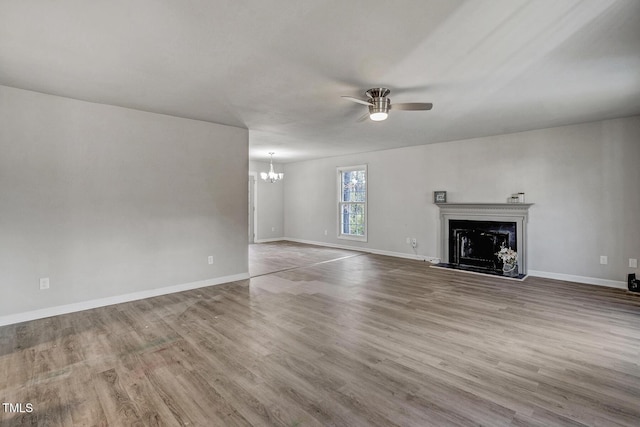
[338,234,367,242]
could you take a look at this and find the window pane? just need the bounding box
[341,170,366,202]
[340,203,365,236]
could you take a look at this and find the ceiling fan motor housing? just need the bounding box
[365,88,390,98]
[366,88,391,116]
[368,97,390,116]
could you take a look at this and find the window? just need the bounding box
[338,165,367,241]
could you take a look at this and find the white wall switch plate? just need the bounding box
[40,277,50,290]
[600,256,608,265]
[208,256,214,265]
[630,258,638,268]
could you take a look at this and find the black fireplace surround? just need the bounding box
[449,220,517,273]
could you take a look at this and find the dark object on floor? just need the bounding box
[629,273,639,292]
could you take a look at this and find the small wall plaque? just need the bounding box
[434,191,447,203]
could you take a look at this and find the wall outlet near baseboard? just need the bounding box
[208,256,214,265]
[630,258,638,268]
[600,255,608,265]
[40,278,50,290]
[411,238,417,248]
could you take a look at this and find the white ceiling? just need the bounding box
[1,0,639,163]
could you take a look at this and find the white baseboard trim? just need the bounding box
[282,238,626,290]
[528,270,626,289]
[283,237,440,263]
[254,237,286,243]
[0,272,250,327]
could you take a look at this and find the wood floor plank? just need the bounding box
[92,368,144,426]
[2,241,640,426]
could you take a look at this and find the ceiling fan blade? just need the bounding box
[356,113,370,122]
[391,102,433,111]
[341,96,374,106]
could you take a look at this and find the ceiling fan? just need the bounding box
[342,88,433,121]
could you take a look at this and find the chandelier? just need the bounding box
[260,152,284,183]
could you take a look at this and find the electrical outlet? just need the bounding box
[600,256,608,265]
[411,238,417,248]
[630,258,638,268]
[40,277,50,290]
[208,256,214,265]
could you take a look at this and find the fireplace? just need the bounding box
[437,203,532,278]
[449,220,516,272]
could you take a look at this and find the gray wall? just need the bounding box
[0,86,248,317]
[284,116,640,283]
[249,160,284,241]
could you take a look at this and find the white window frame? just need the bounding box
[337,164,367,242]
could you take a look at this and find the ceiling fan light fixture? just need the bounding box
[368,97,390,121]
[369,112,388,121]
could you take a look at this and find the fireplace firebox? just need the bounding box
[449,220,516,272]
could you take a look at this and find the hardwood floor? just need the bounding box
[249,241,361,277]
[2,241,640,426]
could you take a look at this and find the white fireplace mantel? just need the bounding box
[437,203,533,274]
